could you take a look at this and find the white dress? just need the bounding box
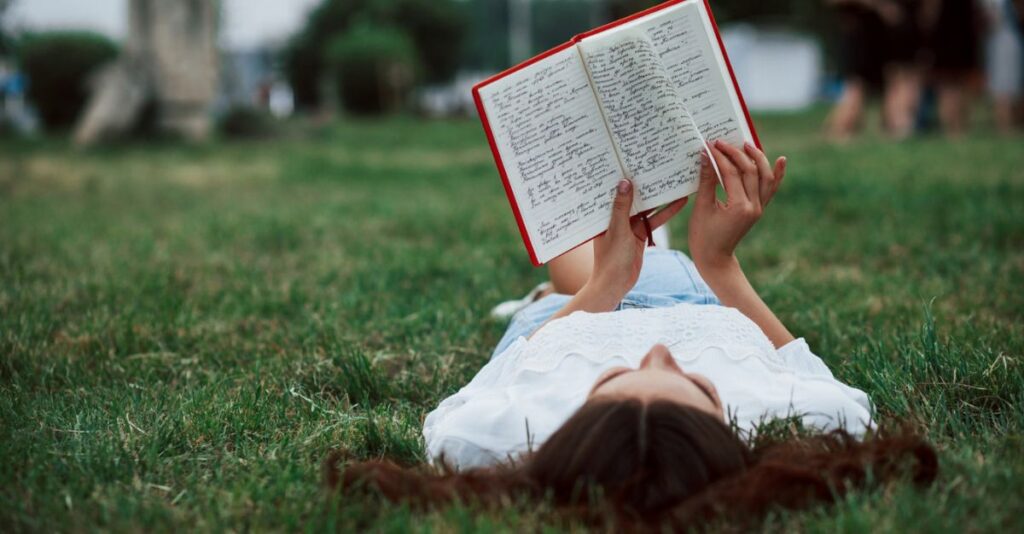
[986,0,1023,97]
[423,303,873,470]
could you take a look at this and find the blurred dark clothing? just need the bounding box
[834,1,923,87]
[887,0,925,64]
[924,0,984,75]
[836,5,887,85]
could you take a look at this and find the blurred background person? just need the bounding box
[983,0,1023,133]
[826,0,925,141]
[919,0,985,137]
[882,0,926,138]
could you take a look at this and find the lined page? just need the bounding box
[578,33,705,212]
[577,0,755,210]
[627,1,753,145]
[478,46,623,264]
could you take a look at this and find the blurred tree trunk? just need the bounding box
[75,0,219,145]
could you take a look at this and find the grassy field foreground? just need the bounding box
[1,113,1023,531]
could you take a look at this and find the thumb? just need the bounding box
[610,178,634,233]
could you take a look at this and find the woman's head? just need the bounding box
[525,397,747,516]
[525,344,742,514]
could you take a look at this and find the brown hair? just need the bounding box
[325,398,937,529]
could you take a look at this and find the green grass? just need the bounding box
[2,110,1023,531]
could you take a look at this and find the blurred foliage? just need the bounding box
[460,0,836,73]
[217,106,280,139]
[326,25,416,115]
[283,0,839,112]
[389,0,465,83]
[17,31,118,129]
[461,0,511,73]
[283,0,466,112]
[0,0,12,56]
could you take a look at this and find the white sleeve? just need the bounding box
[777,338,874,427]
[777,338,834,378]
[421,338,535,470]
[422,389,535,470]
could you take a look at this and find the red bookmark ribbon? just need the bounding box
[642,214,655,247]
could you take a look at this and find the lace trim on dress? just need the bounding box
[504,304,788,376]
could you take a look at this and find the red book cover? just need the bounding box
[473,0,759,267]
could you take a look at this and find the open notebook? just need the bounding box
[473,0,759,266]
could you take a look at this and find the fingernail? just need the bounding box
[744,142,754,151]
[617,179,630,194]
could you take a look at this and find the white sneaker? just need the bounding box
[490,282,552,320]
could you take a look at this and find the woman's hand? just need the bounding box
[588,179,687,301]
[688,140,786,272]
[686,141,796,348]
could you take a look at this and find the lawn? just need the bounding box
[2,110,1023,531]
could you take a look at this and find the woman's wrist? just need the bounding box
[695,253,796,347]
[578,277,628,312]
[694,253,742,284]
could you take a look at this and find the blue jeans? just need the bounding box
[491,249,720,359]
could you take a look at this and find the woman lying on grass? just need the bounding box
[327,141,937,528]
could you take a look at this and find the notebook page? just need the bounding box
[612,1,754,146]
[477,46,624,264]
[578,32,706,212]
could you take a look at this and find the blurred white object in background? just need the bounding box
[420,25,825,118]
[418,72,489,117]
[0,59,40,135]
[721,25,823,111]
[984,0,1022,98]
[269,81,294,118]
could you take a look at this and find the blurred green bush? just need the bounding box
[283,0,466,114]
[327,25,415,115]
[389,0,466,84]
[18,31,118,129]
[0,0,10,56]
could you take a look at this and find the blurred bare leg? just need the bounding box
[993,96,1016,135]
[828,79,866,142]
[547,242,594,295]
[938,81,969,137]
[883,66,921,139]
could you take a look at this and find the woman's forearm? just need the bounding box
[528,283,622,339]
[698,256,795,348]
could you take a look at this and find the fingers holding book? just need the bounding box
[688,141,788,269]
[714,141,761,208]
[707,140,786,210]
[743,142,786,207]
